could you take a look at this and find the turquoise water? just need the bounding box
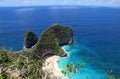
[0,6,120,79]
[59,44,106,79]
[58,36,120,79]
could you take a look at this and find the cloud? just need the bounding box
[110,0,120,3]
[63,1,67,4]
[49,0,54,3]
[0,0,120,7]
[23,0,30,4]
[0,1,3,4]
[83,0,120,4]
[76,1,80,4]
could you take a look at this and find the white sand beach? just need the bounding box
[42,56,68,79]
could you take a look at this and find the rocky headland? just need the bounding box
[0,24,73,79]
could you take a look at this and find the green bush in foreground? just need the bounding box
[0,48,13,79]
[0,48,12,64]
[0,47,51,79]
[61,62,85,79]
[62,63,120,79]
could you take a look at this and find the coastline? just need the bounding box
[42,55,68,79]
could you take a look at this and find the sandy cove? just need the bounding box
[42,56,68,79]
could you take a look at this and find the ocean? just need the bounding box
[0,6,120,79]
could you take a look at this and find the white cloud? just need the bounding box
[63,1,67,4]
[0,0,120,7]
[49,0,54,3]
[0,1,3,4]
[23,0,30,4]
[110,0,120,3]
[76,1,80,4]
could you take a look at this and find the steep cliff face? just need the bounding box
[50,24,73,45]
[34,24,73,57]
[24,31,38,48]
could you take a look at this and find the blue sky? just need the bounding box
[0,0,120,7]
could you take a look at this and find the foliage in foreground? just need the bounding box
[61,62,86,79]
[61,62,120,79]
[0,47,50,79]
[107,69,120,79]
[0,24,74,79]
[0,47,120,79]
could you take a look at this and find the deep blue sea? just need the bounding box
[0,6,120,79]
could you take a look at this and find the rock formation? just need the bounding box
[34,24,73,57]
[50,24,73,45]
[24,30,38,48]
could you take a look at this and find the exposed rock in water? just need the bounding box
[61,53,68,57]
[24,30,38,48]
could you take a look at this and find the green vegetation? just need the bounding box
[0,24,73,79]
[1,24,120,79]
[0,48,13,79]
[0,47,50,79]
[24,30,38,48]
[0,24,74,79]
[0,48,12,64]
[62,63,120,79]
[50,24,73,46]
[36,28,60,52]
[35,24,73,57]
[106,69,120,79]
[61,62,85,79]
[51,24,73,37]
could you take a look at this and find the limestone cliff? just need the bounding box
[24,30,38,48]
[50,24,73,45]
[34,24,73,57]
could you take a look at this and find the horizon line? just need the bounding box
[0,5,120,8]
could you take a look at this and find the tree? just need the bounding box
[61,62,85,79]
[107,70,116,79]
[0,48,12,79]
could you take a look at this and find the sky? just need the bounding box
[0,0,120,7]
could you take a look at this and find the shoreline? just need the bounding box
[62,47,70,58]
[42,55,68,79]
